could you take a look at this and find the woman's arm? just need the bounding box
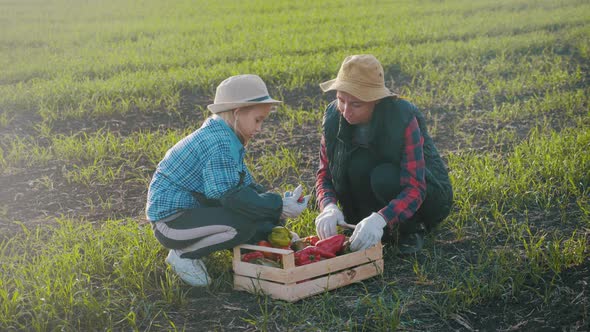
[315,135,338,211]
[378,117,427,227]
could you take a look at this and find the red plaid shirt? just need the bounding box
[315,116,426,227]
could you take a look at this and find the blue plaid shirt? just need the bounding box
[146,115,253,221]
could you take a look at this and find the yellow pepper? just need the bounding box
[268,226,292,247]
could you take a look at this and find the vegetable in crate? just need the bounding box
[315,234,346,255]
[256,240,276,259]
[290,240,307,251]
[268,226,292,247]
[294,246,336,266]
[291,235,320,251]
[241,251,282,267]
[241,251,264,263]
[249,257,282,268]
[257,240,291,261]
[302,235,320,246]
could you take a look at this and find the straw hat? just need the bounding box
[319,54,396,102]
[207,74,282,113]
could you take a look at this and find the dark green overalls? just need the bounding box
[322,97,453,239]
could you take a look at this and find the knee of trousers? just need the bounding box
[370,163,402,205]
[153,226,196,250]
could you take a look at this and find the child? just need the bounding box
[146,74,310,286]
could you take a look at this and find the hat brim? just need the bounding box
[207,99,282,114]
[319,79,395,102]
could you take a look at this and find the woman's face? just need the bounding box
[336,91,377,125]
[233,104,272,145]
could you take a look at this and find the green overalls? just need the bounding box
[323,97,453,238]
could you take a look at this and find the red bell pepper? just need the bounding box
[241,251,264,263]
[294,246,336,266]
[315,234,346,255]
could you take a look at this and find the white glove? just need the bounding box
[281,185,310,219]
[314,203,346,239]
[349,213,387,251]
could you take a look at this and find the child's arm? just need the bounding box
[220,185,282,221]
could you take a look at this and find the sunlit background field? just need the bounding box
[1,0,589,330]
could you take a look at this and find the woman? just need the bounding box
[146,74,309,286]
[314,54,453,254]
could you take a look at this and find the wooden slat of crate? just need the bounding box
[234,259,384,302]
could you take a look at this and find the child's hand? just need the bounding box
[281,185,310,219]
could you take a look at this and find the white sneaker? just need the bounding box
[165,250,211,287]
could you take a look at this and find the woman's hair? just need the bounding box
[216,109,236,125]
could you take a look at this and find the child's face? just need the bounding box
[234,104,272,145]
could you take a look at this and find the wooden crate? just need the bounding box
[232,242,383,302]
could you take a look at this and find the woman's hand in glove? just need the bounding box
[314,203,346,239]
[349,212,386,251]
[280,185,310,219]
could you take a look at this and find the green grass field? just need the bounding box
[1,0,589,330]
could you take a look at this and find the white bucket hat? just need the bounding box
[207,74,282,113]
